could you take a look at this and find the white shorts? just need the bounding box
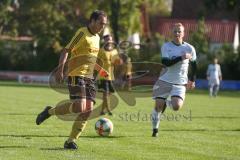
[152,80,186,100]
[208,79,220,86]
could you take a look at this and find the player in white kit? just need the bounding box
[207,58,222,97]
[151,23,197,137]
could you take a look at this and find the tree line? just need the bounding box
[0,0,239,80]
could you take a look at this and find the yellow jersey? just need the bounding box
[65,27,100,78]
[98,48,120,80]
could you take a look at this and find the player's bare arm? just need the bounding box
[56,48,69,82]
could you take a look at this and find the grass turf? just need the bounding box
[0,81,239,160]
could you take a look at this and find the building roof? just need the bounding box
[151,18,238,43]
[171,0,238,21]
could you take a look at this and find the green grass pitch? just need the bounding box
[0,81,240,160]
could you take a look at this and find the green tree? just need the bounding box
[188,18,209,78]
[211,44,240,80]
[146,0,172,17]
[109,0,142,43]
[1,1,168,71]
[189,18,209,55]
[0,0,19,36]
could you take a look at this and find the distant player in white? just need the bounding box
[207,58,222,97]
[151,23,197,137]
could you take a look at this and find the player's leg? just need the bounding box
[105,81,115,115]
[106,93,111,112]
[126,75,132,91]
[62,76,87,149]
[151,98,166,137]
[36,99,87,125]
[213,84,219,97]
[65,99,93,149]
[168,96,184,111]
[121,75,127,90]
[64,98,87,150]
[166,85,186,111]
[209,83,213,97]
[64,78,96,149]
[103,92,113,115]
[152,80,171,137]
[36,76,85,125]
[101,92,107,115]
[100,80,108,115]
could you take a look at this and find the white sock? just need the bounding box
[151,109,161,129]
[166,100,173,110]
[209,86,213,96]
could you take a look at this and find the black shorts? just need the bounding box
[68,76,96,103]
[98,80,115,93]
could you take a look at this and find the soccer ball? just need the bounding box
[95,118,113,136]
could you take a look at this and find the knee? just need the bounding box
[172,101,183,111]
[172,102,183,111]
[172,105,181,111]
[155,102,165,112]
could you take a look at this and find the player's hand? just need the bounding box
[182,53,192,60]
[99,69,109,78]
[186,81,195,90]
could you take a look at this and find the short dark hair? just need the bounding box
[90,10,107,22]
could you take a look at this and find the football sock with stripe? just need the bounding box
[151,108,161,129]
[68,120,87,142]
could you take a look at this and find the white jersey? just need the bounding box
[207,64,222,85]
[159,41,197,85]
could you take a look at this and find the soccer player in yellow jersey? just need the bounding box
[36,10,108,149]
[97,35,122,115]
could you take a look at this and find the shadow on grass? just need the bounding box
[161,129,240,132]
[80,135,126,139]
[0,145,28,149]
[0,134,127,139]
[40,147,67,151]
[0,134,68,138]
